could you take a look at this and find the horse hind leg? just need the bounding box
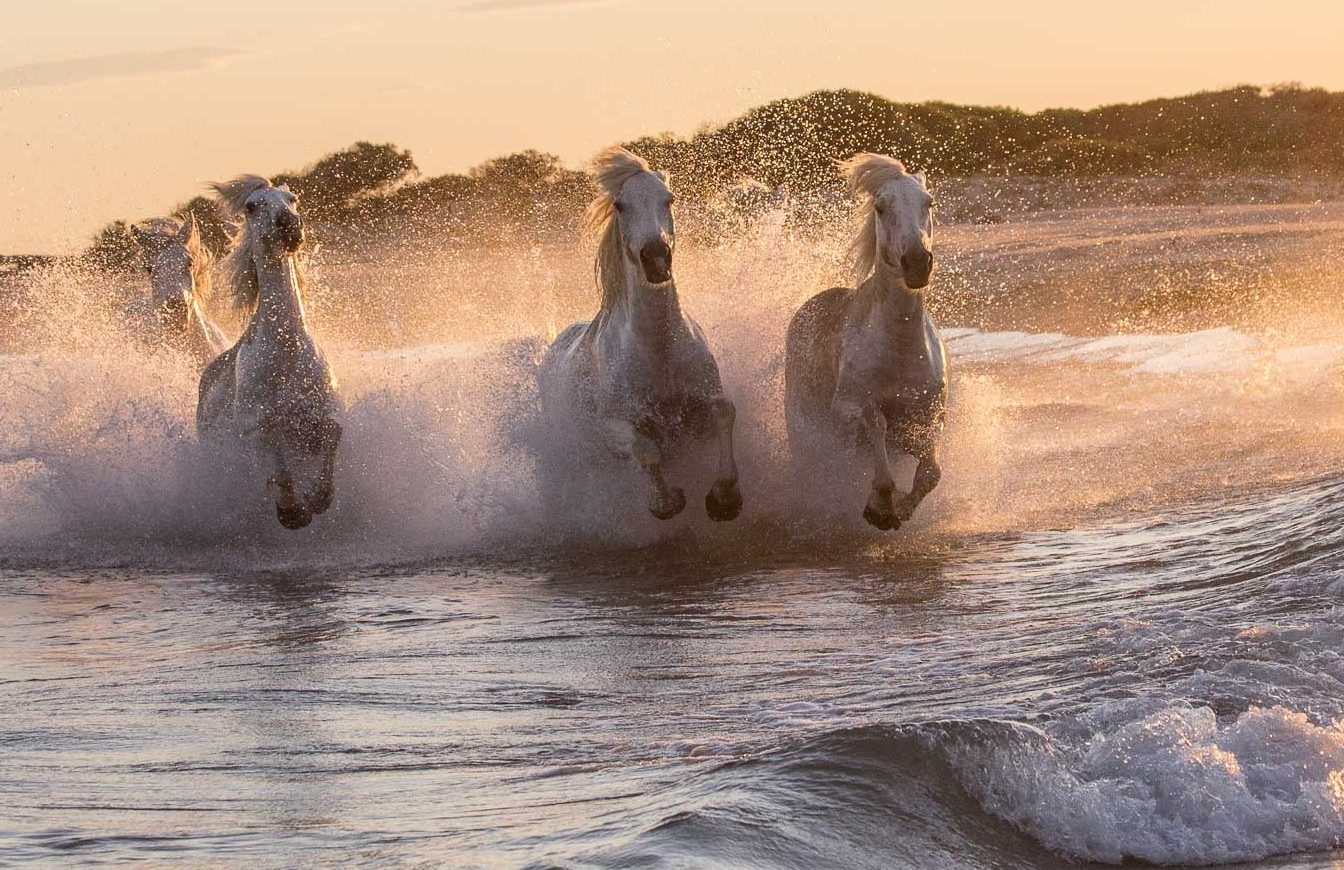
[704,397,743,522]
[307,418,342,517]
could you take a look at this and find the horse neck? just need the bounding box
[606,273,687,351]
[858,261,927,329]
[249,252,308,335]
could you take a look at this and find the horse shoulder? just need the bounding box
[787,288,850,341]
[196,342,240,435]
[786,287,853,426]
[666,313,723,392]
[539,320,596,415]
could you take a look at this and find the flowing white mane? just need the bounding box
[841,153,908,284]
[134,215,212,301]
[211,174,305,315]
[584,146,664,311]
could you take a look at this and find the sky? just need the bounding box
[3,0,1343,254]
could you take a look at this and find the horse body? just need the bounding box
[785,154,946,531]
[129,217,227,366]
[538,147,742,522]
[197,176,341,531]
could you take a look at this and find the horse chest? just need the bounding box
[841,329,937,393]
[237,333,332,407]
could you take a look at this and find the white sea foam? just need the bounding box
[951,704,1344,865]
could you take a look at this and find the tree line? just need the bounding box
[82,83,1344,269]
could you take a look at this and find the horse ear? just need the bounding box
[175,217,194,243]
[276,183,292,193]
[656,170,670,185]
[914,170,928,186]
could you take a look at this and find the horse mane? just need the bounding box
[210,174,305,316]
[133,215,213,304]
[584,146,665,311]
[841,153,908,285]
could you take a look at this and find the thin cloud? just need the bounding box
[457,0,609,12]
[0,48,243,91]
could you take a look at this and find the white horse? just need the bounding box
[128,217,227,365]
[538,147,742,522]
[197,176,341,531]
[784,154,946,531]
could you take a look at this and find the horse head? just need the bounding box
[590,147,676,289]
[844,153,936,289]
[132,216,207,321]
[214,176,304,256]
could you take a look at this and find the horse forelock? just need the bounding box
[135,217,183,245]
[210,174,273,220]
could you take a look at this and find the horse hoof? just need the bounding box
[650,486,687,520]
[863,488,900,531]
[705,480,743,522]
[863,505,900,531]
[308,487,334,516]
[277,501,314,530]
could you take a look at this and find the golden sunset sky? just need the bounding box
[3,0,1341,253]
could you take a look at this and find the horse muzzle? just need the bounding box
[639,240,673,285]
[277,213,304,252]
[901,250,933,289]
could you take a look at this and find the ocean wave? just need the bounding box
[581,713,1344,868]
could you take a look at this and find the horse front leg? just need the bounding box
[894,444,941,524]
[604,419,686,520]
[260,419,313,531]
[307,418,342,517]
[860,407,899,531]
[704,397,743,522]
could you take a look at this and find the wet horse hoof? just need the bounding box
[308,486,334,517]
[276,501,314,530]
[650,486,687,521]
[863,488,899,532]
[863,505,900,531]
[705,479,743,522]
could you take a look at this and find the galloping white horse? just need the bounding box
[128,217,227,365]
[197,176,341,530]
[785,154,946,531]
[538,147,742,522]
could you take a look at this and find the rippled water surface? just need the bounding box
[9,475,1344,868]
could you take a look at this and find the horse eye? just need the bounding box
[245,201,259,214]
[875,204,886,215]
[614,201,625,213]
